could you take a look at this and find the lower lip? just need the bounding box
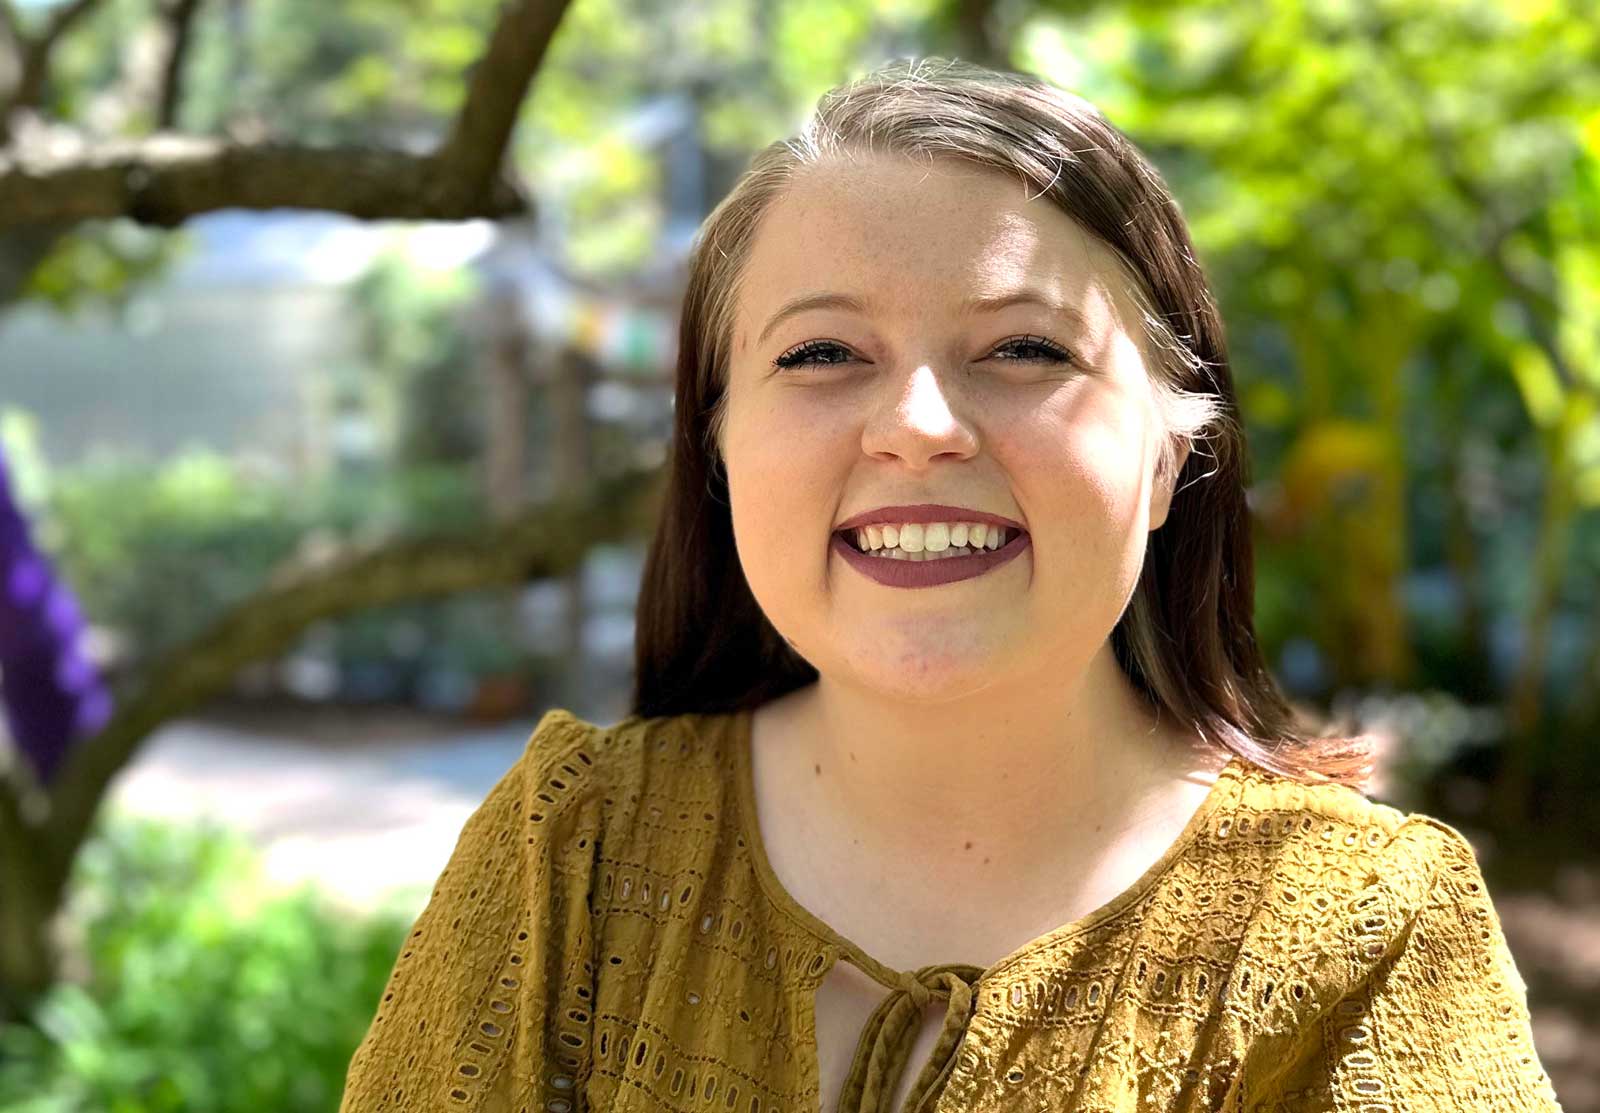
[830,530,1030,588]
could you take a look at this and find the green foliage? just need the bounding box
[0,409,52,513]
[41,449,306,660]
[39,0,150,128]
[345,245,483,468]
[1016,0,1600,708]
[0,814,411,1112]
[10,427,568,707]
[20,435,489,669]
[21,222,193,318]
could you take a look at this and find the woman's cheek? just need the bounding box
[727,466,825,627]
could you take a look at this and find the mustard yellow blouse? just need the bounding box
[336,707,1563,1112]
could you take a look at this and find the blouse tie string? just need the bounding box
[836,961,987,1113]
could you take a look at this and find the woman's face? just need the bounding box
[721,154,1183,704]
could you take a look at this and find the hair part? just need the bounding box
[633,56,1375,788]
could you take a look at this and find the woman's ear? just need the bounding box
[1149,439,1190,531]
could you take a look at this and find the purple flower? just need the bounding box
[0,446,112,784]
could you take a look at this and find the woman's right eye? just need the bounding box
[773,340,853,370]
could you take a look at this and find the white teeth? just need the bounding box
[847,520,1015,557]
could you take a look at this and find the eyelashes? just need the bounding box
[772,334,1076,372]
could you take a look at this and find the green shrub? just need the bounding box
[0,813,415,1112]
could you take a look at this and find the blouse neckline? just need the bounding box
[726,704,1246,995]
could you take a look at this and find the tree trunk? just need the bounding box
[484,287,533,521]
[948,0,1007,69]
[1558,588,1600,753]
[1437,357,1495,700]
[549,345,595,706]
[0,782,55,1027]
[1499,399,1585,827]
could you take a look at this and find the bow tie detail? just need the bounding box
[836,962,985,1113]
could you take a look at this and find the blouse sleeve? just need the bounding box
[337,710,603,1113]
[1308,817,1563,1111]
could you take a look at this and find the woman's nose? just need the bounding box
[863,363,979,466]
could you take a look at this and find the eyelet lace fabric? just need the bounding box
[337,708,1563,1113]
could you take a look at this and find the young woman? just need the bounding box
[338,58,1561,1113]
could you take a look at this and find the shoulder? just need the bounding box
[511,705,740,833]
[1229,757,1473,868]
[1219,756,1492,929]
[1178,761,1510,1022]
[1187,764,1561,1106]
[1226,757,1409,840]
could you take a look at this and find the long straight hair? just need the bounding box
[630,57,1372,787]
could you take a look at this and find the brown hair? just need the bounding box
[631,56,1373,787]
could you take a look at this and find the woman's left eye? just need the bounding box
[771,335,1075,372]
[991,335,1075,365]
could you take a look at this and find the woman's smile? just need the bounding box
[830,527,1030,588]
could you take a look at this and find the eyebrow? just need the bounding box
[755,289,1093,348]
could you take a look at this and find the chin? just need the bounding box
[837,642,1001,704]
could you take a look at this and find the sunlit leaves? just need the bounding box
[772,0,874,104]
[1511,344,1566,430]
[22,221,191,317]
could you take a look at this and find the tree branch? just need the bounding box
[0,0,111,145]
[434,0,574,208]
[0,133,530,229]
[155,0,203,130]
[31,464,661,906]
[3,0,573,230]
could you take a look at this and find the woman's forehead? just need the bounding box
[758,157,1115,271]
[734,156,1138,351]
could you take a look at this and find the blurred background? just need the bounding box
[0,0,1596,1108]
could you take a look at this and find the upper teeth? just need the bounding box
[847,521,1011,557]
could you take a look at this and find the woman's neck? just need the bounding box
[751,645,1224,941]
